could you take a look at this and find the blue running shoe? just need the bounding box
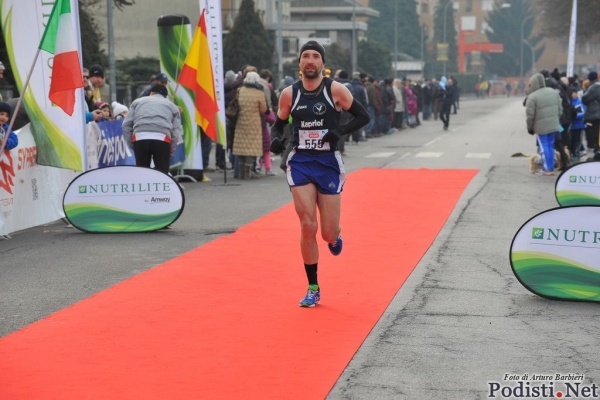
[328,234,343,256]
[299,284,320,307]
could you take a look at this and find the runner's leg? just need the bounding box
[291,184,319,264]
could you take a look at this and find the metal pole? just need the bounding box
[420,24,424,78]
[107,0,116,103]
[443,0,452,77]
[520,15,534,82]
[394,0,398,77]
[277,0,283,83]
[523,40,536,75]
[352,2,357,73]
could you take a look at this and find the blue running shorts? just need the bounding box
[286,149,346,194]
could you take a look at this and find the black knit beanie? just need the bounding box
[0,102,11,117]
[298,41,325,63]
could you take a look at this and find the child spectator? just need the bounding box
[569,90,586,160]
[0,102,18,150]
[95,101,112,122]
[112,101,129,120]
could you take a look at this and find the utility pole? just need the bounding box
[277,0,283,83]
[107,0,116,103]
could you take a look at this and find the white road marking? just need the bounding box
[365,152,397,158]
[423,137,442,146]
[465,153,492,159]
[415,152,443,158]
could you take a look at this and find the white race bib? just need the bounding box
[298,129,330,151]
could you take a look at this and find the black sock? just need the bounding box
[304,263,318,286]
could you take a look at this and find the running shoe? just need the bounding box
[328,234,343,256]
[299,284,320,307]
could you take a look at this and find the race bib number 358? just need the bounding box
[298,129,330,151]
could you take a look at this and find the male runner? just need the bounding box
[270,41,369,307]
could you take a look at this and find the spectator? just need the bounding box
[88,64,107,103]
[0,102,18,151]
[122,84,182,174]
[232,71,266,179]
[525,73,562,176]
[138,73,169,98]
[392,78,405,131]
[112,101,129,120]
[349,72,367,143]
[439,76,456,130]
[363,75,380,137]
[569,90,586,161]
[581,71,600,154]
[95,101,112,122]
[82,68,96,112]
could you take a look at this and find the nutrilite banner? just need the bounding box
[63,166,184,233]
[510,206,600,302]
[0,0,86,171]
[555,161,600,206]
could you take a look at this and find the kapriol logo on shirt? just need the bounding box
[313,102,326,115]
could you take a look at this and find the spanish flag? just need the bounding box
[39,0,84,116]
[178,10,222,144]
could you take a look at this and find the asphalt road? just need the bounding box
[3,95,593,399]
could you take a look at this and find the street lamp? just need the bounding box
[522,39,536,75]
[277,0,284,83]
[394,0,398,77]
[352,1,357,73]
[520,15,535,82]
[443,0,454,77]
[342,0,357,74]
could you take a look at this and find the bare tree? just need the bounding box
[80,0,135,11]
[537,0,600,39]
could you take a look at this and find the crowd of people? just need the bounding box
[524,67,600,176]
[220,66,463,177]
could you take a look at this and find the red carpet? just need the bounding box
[0,168,477,400]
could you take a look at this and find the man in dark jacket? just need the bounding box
[582,71,600,153]
[349,72,367,143]
[440,77,456,130]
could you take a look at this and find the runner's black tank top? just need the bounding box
[290,77,341,152]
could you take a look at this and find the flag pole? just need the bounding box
[0,49,42,155]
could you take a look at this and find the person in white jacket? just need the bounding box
[122,84,182,174]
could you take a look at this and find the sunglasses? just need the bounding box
[83,75,89,79]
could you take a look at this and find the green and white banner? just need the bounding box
[555,161,600,206]
[510,206,600,302]
[63,166,184,233]
[0,0,86,171]
[157,14,202,170]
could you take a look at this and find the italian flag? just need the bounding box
[39,0,83,116]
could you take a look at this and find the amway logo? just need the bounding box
[151,197,170,203]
